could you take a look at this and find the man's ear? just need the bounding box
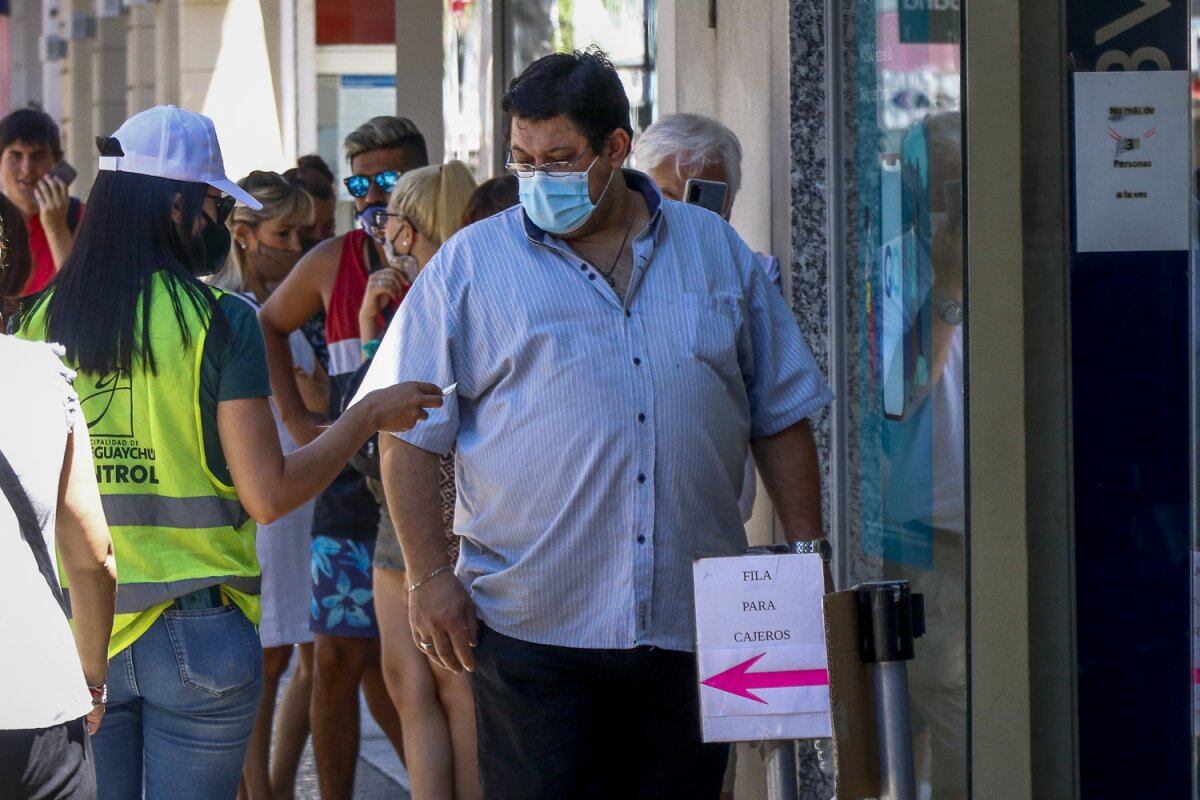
[606,129,632,167]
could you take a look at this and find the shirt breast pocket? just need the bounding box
[677,293,741,379]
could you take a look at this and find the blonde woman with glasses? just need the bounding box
[356,161,482,800]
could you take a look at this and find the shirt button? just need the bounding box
[580,263,587,271]
[637,413,646,423]
[637,473,646,484]
[588,273,596,281]
[637,534,646,544]
[633,357,641,366]
[625,310,632,318]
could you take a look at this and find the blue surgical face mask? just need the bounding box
[356,203,388,241]
[518,156,613,235]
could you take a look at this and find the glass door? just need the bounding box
[834,1,967,797]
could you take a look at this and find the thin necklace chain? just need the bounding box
[595,203,634,288]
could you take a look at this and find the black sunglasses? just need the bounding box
[343,170,401,199]
[206,193,237,224]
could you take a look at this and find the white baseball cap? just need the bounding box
[97,105,263,211]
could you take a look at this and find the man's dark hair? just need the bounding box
[296,153,335,184]
[0,107,63,158]
[284,155,335,202]
[501,48,633,154]
[462,175,519,226]
[0,193,31,317]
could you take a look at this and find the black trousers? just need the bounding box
[0,717,96,800]
[471,625,729,800]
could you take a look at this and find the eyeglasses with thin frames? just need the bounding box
[504,151,592,179]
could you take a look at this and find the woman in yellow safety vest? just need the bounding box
[18,106,443,800]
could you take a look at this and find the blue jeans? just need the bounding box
[93,605,263,800]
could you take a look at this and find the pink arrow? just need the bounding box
[701,653,829,704]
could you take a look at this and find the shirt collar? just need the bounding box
[521,168,664,243]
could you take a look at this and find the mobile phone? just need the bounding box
[880,154,906,420]
[49,160,77,187]
[683,178,728,216]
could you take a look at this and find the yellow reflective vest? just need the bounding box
[20,272,260,657]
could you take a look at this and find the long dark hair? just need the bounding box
[0,193,31,317]
[22,170,215,375]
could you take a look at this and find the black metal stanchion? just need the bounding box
[853,581,925,800]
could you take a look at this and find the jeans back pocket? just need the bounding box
[163,605,259,698]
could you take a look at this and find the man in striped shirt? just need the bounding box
[359,49,834,799]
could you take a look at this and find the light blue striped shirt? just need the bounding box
[357,172,833,651]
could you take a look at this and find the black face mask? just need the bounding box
[191,212,232,277]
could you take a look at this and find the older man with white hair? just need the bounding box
[635,112,781,288]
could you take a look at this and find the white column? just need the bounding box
[653,0,718,116]
[126,2,157,115]
[155,0,180,106]
[57,0,93,176]
[10,0,44,109]
[40,0,62,119]
[294,0,316,156]
[394,0,444,164]
[92,15,127,161]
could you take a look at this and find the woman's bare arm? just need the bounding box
[219,382,444,524]
[55,426,116,688]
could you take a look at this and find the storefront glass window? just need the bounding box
[507,0,655,134]
[444,0,656,179]
[445,0,496,175]
[841,0,966,796]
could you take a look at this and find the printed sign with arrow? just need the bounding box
[702,653,829,704]
[693,553,831,741]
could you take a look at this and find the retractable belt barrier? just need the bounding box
[853,581,926,800]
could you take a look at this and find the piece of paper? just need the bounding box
[693,554,832,742]
[441,382,458,396]
[1073,70,1190,253]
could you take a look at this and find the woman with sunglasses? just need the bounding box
[16,107,444,800]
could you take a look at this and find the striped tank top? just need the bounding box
[313,229,380,540]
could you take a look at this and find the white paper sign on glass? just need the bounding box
[693,553,831,743]
[1073,70,1190,253]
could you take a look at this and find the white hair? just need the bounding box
[634,113,743,198]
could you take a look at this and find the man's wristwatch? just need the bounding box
[933,292,964,326]
[789,538,833,563]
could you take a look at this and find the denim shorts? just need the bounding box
[309,535,379,637]
[366,478,406,571]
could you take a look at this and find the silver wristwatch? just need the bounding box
[789,538,833,562]
[933,292,964,326]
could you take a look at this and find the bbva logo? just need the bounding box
[902,0,961,10]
